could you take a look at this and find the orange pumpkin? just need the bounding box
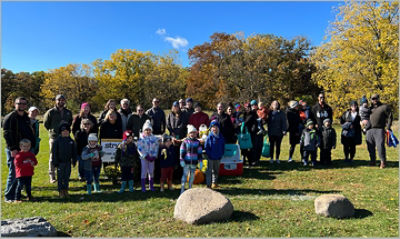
[187,169,205,184]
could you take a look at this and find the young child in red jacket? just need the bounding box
[14,139,38,202]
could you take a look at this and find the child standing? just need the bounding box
[320,119,337,165]
[300,119,320,167]
[159,134,177,192]
[137,120,160,192]
[28,107,41,155]
[115,130,140,193]
[81,133,104,195]
[205,120,225,189]
[180,124,203,194]
[14,139,38,202]
[52,123,77,198]
[359,96,371,134]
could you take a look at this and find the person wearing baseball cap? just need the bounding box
[43,94,73,183]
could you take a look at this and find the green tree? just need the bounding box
[311,1,399,116]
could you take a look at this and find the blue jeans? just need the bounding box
[4,148,17,201]
[77,155,85,179]
[181,164,197,188]
[85,166,101,185]
[16,176,32,200]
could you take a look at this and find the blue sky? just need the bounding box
[1,1,342,73]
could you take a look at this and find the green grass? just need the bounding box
[1,123,399,237]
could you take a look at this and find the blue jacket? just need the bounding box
[205,132,225,160]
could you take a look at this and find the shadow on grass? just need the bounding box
[353,208,373,219]
[56,231,71,237]
[217,187,340,197]
[229,210,259,222]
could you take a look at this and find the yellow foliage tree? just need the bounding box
[311,1,399,116]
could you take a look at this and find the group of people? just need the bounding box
[2,92,393,202]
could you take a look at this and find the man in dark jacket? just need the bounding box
[146,98,166,135]
[43,94,73,183]
[312,93,333,130]
[211,102,237,144]
[366,94,393,168]
[185,98,195,117]
[127,105,150,138]
[2,97,36,202]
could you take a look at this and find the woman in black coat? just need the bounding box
[286,101,302,162]
[99,110,123,140]
[340,101,362,162]
[241,103,258,166]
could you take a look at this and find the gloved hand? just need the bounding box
[89,153,95,158]
[199,161,203,170]
[180,161,185,168]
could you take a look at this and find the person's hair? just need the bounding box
[120,98,130,105]
[80,118,93,130]
[105,109,118,122]
[136,104,143,110]
[104,99,116,110]
[227,102,234,109]
[171,105,181,115]
[15,97,27,104]
[258,101,265,108]
[79,103,91,117]
[19,138,31,145]
[217,102,225,109]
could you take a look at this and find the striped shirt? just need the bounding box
[180,137,203,165]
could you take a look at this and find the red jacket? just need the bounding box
[14,151,37,178]
[189,111,210,130]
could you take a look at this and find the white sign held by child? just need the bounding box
[101,139,122,163]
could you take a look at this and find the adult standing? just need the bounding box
[286,100,302,162]
[3,97,36,202]
[28,106,41,155]
[43,94,73,183]
[185,98,195,117]
[178,99,186,112]
[126,104,151,138]
[188,102,210,130]
[167,101,190,140]
[71,102,98,135]
[340,101,362,162]
[99,110,123,140]
[146,98,166,135]
[250,100,264,165]
[74,118,94,181]
[98,99,122,125]
[267,100,288,164]
[241,102,258,166]
[118,98,132,133]
[311,93,333,130]
[210,102,237,144]
[366,94,393,168]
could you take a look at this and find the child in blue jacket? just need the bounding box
[205,120,225,189]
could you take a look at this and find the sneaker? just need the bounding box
[4,199,14,203]
[380,162,386,169]
[288,158,293,163]
[311,162,315,167]
[27,196,34,201]
[275,159,280,164]
[302,160,308,166]
[269,159,274,164]
[211,183,219,189]
[50,179,56,184]
[14,200,22,203]
[160,187,164,192]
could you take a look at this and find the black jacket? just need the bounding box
[99,121,122,140]
[52,136,77,166]
[214,112,237,144]
[146,107,166,135]
[167,111,189,139]
[311,103,333,129]
[71,114,98,136]
[74,130,90,156]
[321,126,337,149]
[126,113,151,138]
[2,110,36,151]
[340,110,362,145]
[286,108,302,134]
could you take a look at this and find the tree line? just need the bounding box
[1,1,398,118]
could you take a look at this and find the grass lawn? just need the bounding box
[1,122,399,237]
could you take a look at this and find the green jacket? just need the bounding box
[43,107,73,139]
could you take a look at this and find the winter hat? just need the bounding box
[209,120,220,129]
[360,96,368,105]
[194,102,202,109]
[323,118,331,125]
[371,94,380,100]
[162,134,172,143]
[234,103,241,110]
[186,97,193,103]
[250,100,258,106]
[88,133,98,142]
[59,123,70,132]
[350,100,358,107]
[81,102,90,110]
[142,120,153,132]
[187,124,197,133]
[289,100,299,109]
[305,119,314,127]
[28,106,39,113]
[172,101,179,107]
[123,130,134,140]
[55,94,65,100]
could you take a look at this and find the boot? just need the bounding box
[180,184,185,194]
[141,178,146,192]
[87,184,92,195]
[149,178,155,191]
[59,190,64,198]
[168,181,173,190]
[128,180,134,192]
[160,182,165,192]
[94,183,101,193]
[119,181,127,194]
[64,190,69,198]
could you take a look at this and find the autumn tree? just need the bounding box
[311,1,399,116]
[40,64,98,112]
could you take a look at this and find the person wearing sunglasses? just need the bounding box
[127,104,151,138]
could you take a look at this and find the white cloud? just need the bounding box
[165,36,189,49]
[156,28,166,35]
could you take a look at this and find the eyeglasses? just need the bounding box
[84,123,91,126]
[371,98,378,100]
[138,109,144,112]
[16,102,27,105]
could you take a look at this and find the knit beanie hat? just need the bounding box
[123,130,134,140]
[323,118,331,125]
[162,134,172,143]
[306,119,314,127]
[88,133,98,142]
[209,120,220,129]
[28,106,39,113]
[172,101,179,107]
[360,96,368,105]
[186,98,193,103]
[187,124,197,133]
[234,103,241,110]
[59,123,70,133]
[250,100,257,106]
[289,100,299,109]
[81,102,90,110]
[142,120,153,132]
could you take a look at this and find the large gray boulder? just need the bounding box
[314,194,355,218]
[174,188,234,224]
[1,217,57,237]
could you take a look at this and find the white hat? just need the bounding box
[289,100,299,109]
[88,133,98,142]
[28,106,39,113]
[187,124,197,133]
[142,120,153,132]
